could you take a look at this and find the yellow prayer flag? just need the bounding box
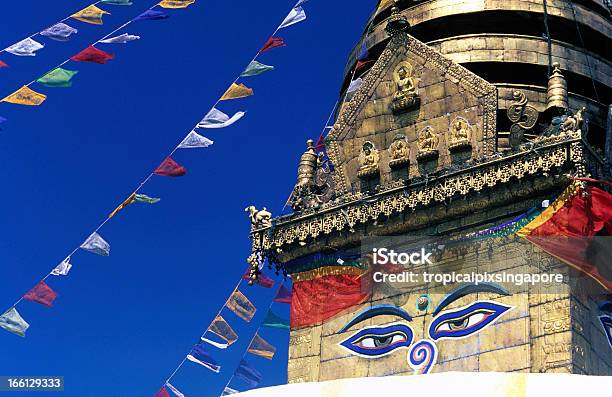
[108,193,136,219]
[208,315,238,346]
[220,83,253,101]
[247,333,276,360]
[159,0,196,8]
[71,5,110,25]
[1,86,46,106]
[226,290,256,322]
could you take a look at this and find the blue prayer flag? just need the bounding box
[235,359,261,387]
[134,9,169,21]
[186,343,221,373]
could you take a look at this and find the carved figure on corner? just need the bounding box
[245,205,272,228]
[391,62,419,113]
[560,107,586,134]
[358,141,380,178]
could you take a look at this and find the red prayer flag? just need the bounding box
[71,46,114,64]
[24,281,58,307]
[273,284,292,304]
[154,157,187,177]
[243,270,275,288]
[356,59,374,72]
[313,133,326,153]
[0,60,7,68]
[261,37,286,53]
[154,387,170,397]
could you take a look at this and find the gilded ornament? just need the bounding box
[448,117,472,151]
[389,133,410,168]
[560,107,586,134]
[245,205,272,229]
[546,62,568,112]
[358,141,380,178]
[391,61,419,114]
[507,90,539,150]
[417,126,439,160]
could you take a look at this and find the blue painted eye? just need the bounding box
[429,301,512,340]
[339,323,413,358]
[600,316,612,349]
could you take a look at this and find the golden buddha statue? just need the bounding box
[448,117,472,150]
[417,126,438,160]
[358,141,380,177]
[391,62,419,113]
[389,133,410,168]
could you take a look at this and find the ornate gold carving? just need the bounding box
[546,62,568,111]
[391,61,419,113]
[357,141,380,178]
[448,117,472,151]
[245,205,272,229]
[389,133,410,168]
[507,90,539,150]
[417,126,439,160]
[560,107,586,134]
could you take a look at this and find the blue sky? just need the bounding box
[0,0,373,396]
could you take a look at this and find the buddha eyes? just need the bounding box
[339,323,414,358]
[428,301,511,340]
[600,316,612,349]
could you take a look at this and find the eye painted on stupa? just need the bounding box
[339,323,414,358]
[428,301,512,340]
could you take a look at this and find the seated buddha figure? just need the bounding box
[358,141,380,177]
[392,63,419,113]
[417,126,438,160]
[449,117,472,150]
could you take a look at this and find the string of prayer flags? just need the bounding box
[165,383,185,397]
[155,387,170,397]
[80,232,111,256]
[208,315,238,346]
[177,131,213,149]
[247,333,276,360]
[101,0,133,5]
[100,33,140,44]
[227,290,256,322]
[220,83,253,101]
[235,360,262,387]
[1,86,46,106]
[108,192,160,218]
[260,37,286,53]
[135,194,161,204]
[36,68,79,88]
[242,270,274,288]
[186,343,221,373]
[5,38,44,57]
[52,257,72,276]
[0,60,7,68]
[197,108,245,129]
[279,6,307,29]
[273,284,291,304]
[40,23,78,41]
[262,310,290,330]
[154,157,187,176]
[109,193,136,219]
[135,10,169,21]
[221,387,240,396]
[23,281,58,307]
[241,60,274,77]
[159,0,196,8]
[71,46,114,64]
[71,5,110,25]
[0,308,29,337]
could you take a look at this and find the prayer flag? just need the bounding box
[220,83,253,101]
[99,33,140,44]
[52,257,72,276]
[134,194,160,204]
[227,290,256,322]
[296,0,309,5]
[235,360,261,387]
[5,38,44,56]
[154,157,187,176]
[262,309,289,330]
[187,343,221,373]
[24,281,58,307]
[71,5,110,25]
[40,23,78,41]
[356,59,374,72]
[109,193,136,218]
[159,0,196,8]
[36,68,78,88]
[154,387,170,397]
[314,132,326,153]
[0,308,29,337]
[247,333,276,360]
[221,387,239,396]
[80,232,110,256]
[261,37,286,53]
[273,284,291,304]
[202,337,229,349]
[357,41,369,61]
[101,0,133,5]
[241,60,274,77]
[347,78,363,94]
[178,131,213,149]
[135,10,169,21]
[165,383,185,397]
[208,315,238,346]
[71,46,114,64]
[0,60,7,68]
[197,108,245,129]
[279,6,307,29]
[1,86,46,106]
[242,270,274,288]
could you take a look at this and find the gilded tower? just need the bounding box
[246,0,612,383]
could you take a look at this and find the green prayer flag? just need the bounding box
[101,0,133,5]
[0,308,29,337]
[241,60,274,77]
[36,68,78,88]
[134,194,160,204]
[262,309,289,330]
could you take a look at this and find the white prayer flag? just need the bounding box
[347,78,363,93]
[178,131,214,149]
[99,33,140,44]
[197,108,245,129]
[52,257,72,276]
[279,6,307,29]
[201,336,229,349]
[5,38,44,56]
[296,0,308,6]
[166,383,185,397]
[80,232,110,256]
[222,387,239,396]
[0,308,29,337]
[40,23,78,41]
